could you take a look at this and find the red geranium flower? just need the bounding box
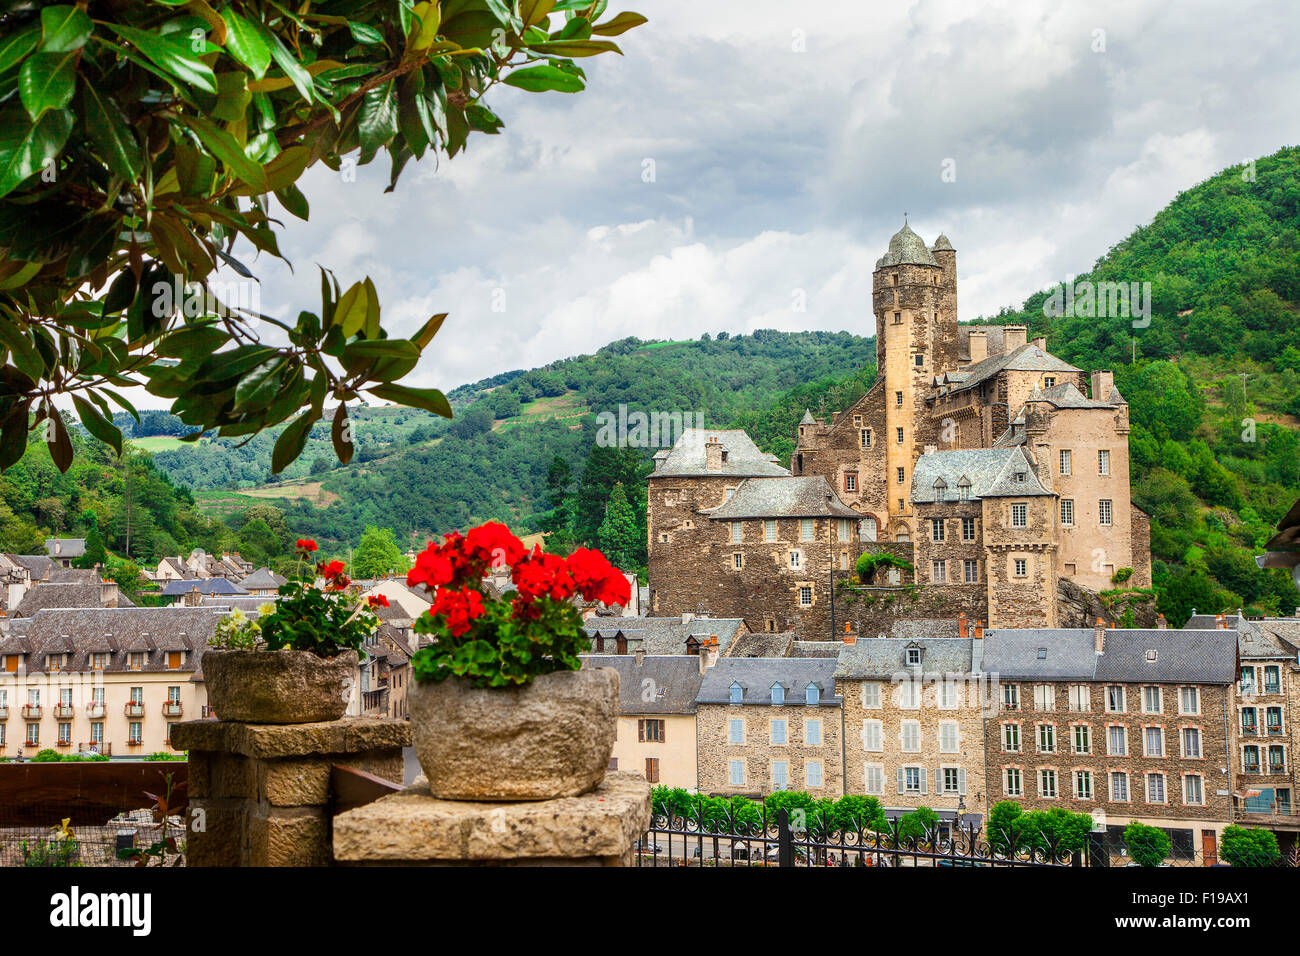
[295,538,319,554]
[567,548,631,606]
[367,594,390,609]
[512,548,575,602]
[431,586,485,637]
[464,521,525,570]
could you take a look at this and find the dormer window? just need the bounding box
[1145,650,1157,662]
[806,684,820,706]
[1037,648,1047,659]
[729,682,743,705]
[906,647,921,666]
[771,683,785,706]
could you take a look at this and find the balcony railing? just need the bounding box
[20,704,40,719]
[124,703,145,717]
[162,701,183,717]
[86,702,105,719]
[53,704,74,718]
[80,742,111,756]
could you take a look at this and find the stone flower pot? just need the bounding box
[202,649,357,724]
[409,667,618,801]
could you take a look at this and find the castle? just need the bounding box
[647,222,1152,635]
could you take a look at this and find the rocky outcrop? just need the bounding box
[1057,578,1158,628]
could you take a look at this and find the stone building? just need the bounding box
[583,652,711,788]
[696,657,843,799]
[981,622,1239,865]
[584,614,748,656]
[834,627,989,826]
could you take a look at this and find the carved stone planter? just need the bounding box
[408,667,618,801]
[203,649,356,724]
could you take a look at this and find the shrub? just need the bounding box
[31,749,64,762]
[1123,821,1171,866]
[855,552,913,584]
[894,806,939,843]
[1219,825,1280,866]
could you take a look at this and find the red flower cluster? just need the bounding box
[566,548,632,607]
[295,538,319,554]
[366,593,390,609]
[407,522,526,591]
[431,586,485,637]
[512,549,574,601]
[317,559,349,591]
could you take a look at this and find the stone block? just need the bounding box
[333,771,651,866]
[187,753,211,799]
[170,717,409,760]
[187,800,246,867]
[211,754,257,800]
[248,807,329,867]
[342,750,405,786]
[262,758,331,807]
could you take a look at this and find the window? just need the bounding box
[129,652,145,670]
[1060,450,1072,476]
[90,652,107,671]
[899,680,921,711]
[130,687,143,705]
[764,520,777,542]
[1268,745,1286,773]
[938,681,958,709]
[1243,746,1260,773]
[729,718,744,743]
[1037,724,1056,753]
[1179,687,1200,715]
[963,559,979,583]
[129,722,143,744]
[806,761,824,788]
[58,722,71,745]
[1062,720,1089,754]
[46,654,62,671]
[729,683,744,705]
[862,721,882,751]
[860,429,872,449]
[897,467,906,485]
[1003,723,1021,752]
[730,522,742,543]
[1144,727,1164,757]
[942,767,963,794]
[642,757,660,783]
[1003,684,1020,711]
[60,687,72,707]
[1098,449,1110,475]
[1183,775,1204,806]
[1142,686,1162,714]
[90,722,103,745]
[957,482,971,501]
[1074,770,1093,800]
[931,518,945,542]
[167,651,183,670]
[729,760,745,786]
[1004,768,1023,797]
[789,551,801,569]
[1107,723,1128,754]
[1014,558,1027,577]
[1240,667,1257,696]
[864,765,884,795]
[1060,499,1074,526]
[806,684,820,707]
[1267,707,1283,735]
[861,683,881,709]
[1099,499,1112,526]
[27,688,40,707]
[771,719,787,745]
[772,760,789,791]
[961,516,976,541]
[1181,728,1202,759]
[798,586,812,607]
[914,354,924,367]
[1265,666,1281,694]
[902,767,923,794]
[1241,708,1258,734]
[1146,773,1165,803]
[906,647,921,666]
[1039,769,1058,799]
[1034,685,1055,711]
[1011,503,1027,528]
[92,687,104,704]
[801,518,815,541]
[733,553,743,570]
[895,391,903,406]
[901,721,921,753]
[26,723,39,746]
[931,559,946,583]
[838,519,852,542]
[1110,771,1129,802]
[896,427,904,445]
[940,722,959,753]
[1068,685,1090,712]
[1043,376,1056,388]
[805,718,822,746]
[770,684,785,706]
[1106,686,1126,713]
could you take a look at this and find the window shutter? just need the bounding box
[958,767,967,796]
[637,719,645,742]
[896,767,905,794]
[660,720,666,744]
[920,768,928,795]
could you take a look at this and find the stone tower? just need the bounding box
[869,223,959,536]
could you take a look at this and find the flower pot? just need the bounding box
[408,667,619,801]
[202,649,357,724]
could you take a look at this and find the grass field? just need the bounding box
[128,435,196,452]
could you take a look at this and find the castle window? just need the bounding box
[845,473,857,493]
[798,586,812,607]
[860,428,871,448]
[806,684,820,706]
[906,647,921,666]
[914,354,924,367]
[853,415,862,427]
[1011,503,1027,528]
[963,559,978,583]
[895,391,903,407]
[1014,558,1027,577]
[1043,376,1056,388]
[1059,449,1072,476]
[771,684,785,706]
[957,480,971,501]
[789,551,801,569]
[931,518,945,542]
[897,468,905,484]
[1099,499,1113,526]
[893,312,901,324]
[962,517,976,541]
[1098,449,1110,476]
[733,553,743,570]
[931,559,946,583]
[731,522,742,543]
[896,427,904,444]
[1060,500,1074,526]
[764,520,777,542]
[800,519,814,542]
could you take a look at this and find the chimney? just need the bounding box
[634,648,645,667]
[699,636,720,674]
[958,613,968,640]
[1090,369,1115,403]
[974,620,984,640]
[185,586,202,607]
[1002,325,1028,351]
[1156,614,1167,629]
[1094,617,1107,654]
[100,581,117,608]
[1031,336,1047,351]
[704,436,723,472]
[1216,614,1228,630]
[968,330,988,364]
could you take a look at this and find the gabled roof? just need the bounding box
[1027,381,1122,409]
[14,582,134,617]
[583,616,747,656]
[8,554,55,578]
[911,447,1051,503]
[583,654,705,715]
[982,628,1239,684]
[6,606,222,676]
[706,476,860,520]
[697,657,840,706]
[45,538,86,558]
[651,428,789,479]
[950,344,1080,395]
[238,567,287,590]
[160,577,249,596]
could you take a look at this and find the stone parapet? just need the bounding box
[332,771,651,866]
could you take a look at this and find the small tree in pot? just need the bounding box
[407,522,631,801]
[204,540,379,724]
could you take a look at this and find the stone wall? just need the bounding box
[696,701,843,799]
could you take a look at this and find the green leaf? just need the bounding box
[110,25,217,94]
[503,64,585,93]
[358,80,400,159]
[367,383,453,418]
[528,39,622,57]
[332,402,354,464]
[592,11,647,36]
[220,8,272,79]
[410,313,446,349]
[520,0,557,28]
[0,320,44,380]
[100,387,140,424]
[0,105,73,198]
[234,356,287,410]
[39,5,93,53]
[275,182,309,220]
[264,25,315,103]
[0,27,40,75]
[465,103,503,133]
[102,269,137,314]
[72,394,123,457]
[334,281,368,336]
[271,409,315,474]
[348,21,386,45]
[174,114,270,193]
[82,85,143,181]
[263,145,310,191]
[44,406,74,473]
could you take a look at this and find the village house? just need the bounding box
[45,538,86,569]
[360,624,413,721]
[981,622,1238,865]
[583,614,748,657]
[695,657,844,799]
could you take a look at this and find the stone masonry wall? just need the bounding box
[696,701,843,799]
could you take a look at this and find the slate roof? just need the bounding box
[799,409,817,425]
[651,428,789,478]
[982,628,1239,683]
[160,577,249,597]
[706,476,860,520]
[48,568,102,584]
[697,657,841,706]
[199,596,276,614]
[584,616,747,656]
[875,223,937,268]
[0,606,223,676]
[583,654,705,715]
[885,619,963,640]
[932,234,954,252]
[45,538,86,558]
[14,583,134,617]
[1027,381,1119,409]
[788,641,846,659]
[835,638,979,679]
[911,446,1051,503]
[9,554,55,578]
[957,325,1007,361]
[238,567,287,591]
[949,344,1080,395]
[726,632,796,658]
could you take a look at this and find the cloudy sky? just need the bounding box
[231,0,1300,397]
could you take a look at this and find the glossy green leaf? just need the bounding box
[264,25,315,103]
[331,401,354,464]
[358,80,399,159]
[335,282,368,336]
[367,383,453,418]
[39,5,93,53]
[410,313,447,349]
[528,39,622,57]
[44,406,74,472]
[592,11,647,35]
[220,8,272,79]
[174,114,270,192]
[271,408,314,474]
[503,64,585,93]
[110,25,218,94]
[0,27,40,75]
[82,85,143,181]
[72,394,123,456]
[0,106,74,198]
[0,404,32,471]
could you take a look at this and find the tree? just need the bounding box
[0,2,644,474]
[352,525,410,579]
[1219,825,1280,867]
[103,558,144,604]
[75,525,108,570]
[987,801,1023,853]
[894,806,939,843]
[829,795,889,833]
[1123,821,1171,867]
[310,457,331,476]
[596,482,639,574]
